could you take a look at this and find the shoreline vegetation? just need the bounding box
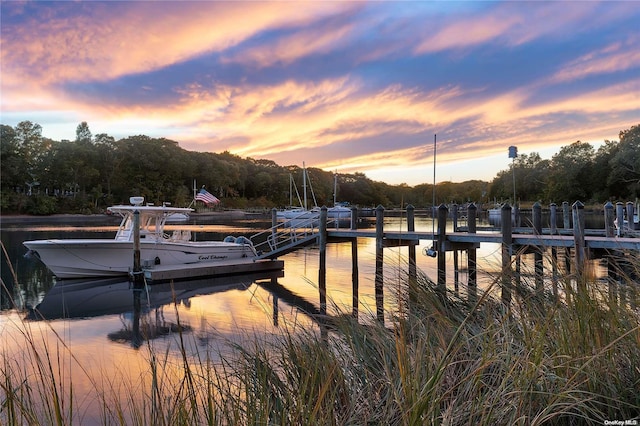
[2,123,639,217]
[1,251,639,424]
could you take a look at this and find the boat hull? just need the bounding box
[23,239,256,279]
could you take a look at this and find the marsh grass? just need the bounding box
[1,252,639,425]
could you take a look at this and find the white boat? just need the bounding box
[487,203,516,226]
[162,202,190,222]
[328,202,352,220]
[23,197,257,279]
[327,173,352,221]
[277,162,320,221]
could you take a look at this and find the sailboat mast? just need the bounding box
[193,179,197,201]
[289,174,293,207]
[333,172,337,206]
[303,161,307,210]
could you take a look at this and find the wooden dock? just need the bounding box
[246,201,639,320]
[129,201,637,316]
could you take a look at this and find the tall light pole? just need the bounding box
[508,146,518,206]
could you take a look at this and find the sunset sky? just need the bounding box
[2,1,639,186]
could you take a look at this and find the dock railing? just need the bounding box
[250,209,339,259]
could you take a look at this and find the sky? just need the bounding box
[1,1,639,186]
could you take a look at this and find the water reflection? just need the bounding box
[26,271,284,349]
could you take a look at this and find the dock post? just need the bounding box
[319,206,328,316]
[437,204,448,293]
[604,201,615,237]
[572,201,586,281]
[350,206,358,230]
[562,201,571,229]
[563,201,571,273]
[533,202,543,292]
[451,205,459,292]
[501,203,513,305]
[375,205,385,322]
[626,202,636,231]
[132,210,143,288]
[131,209,143,347]
[351,205,359,318]
[616,202,625,236]
[406,204,417,282]
[271,208,278,249]
[550,203,558,234]
[550,203,558,297]
[604,201,619,302]
[452,203,458,231]
[132,288,142,349]
[467,203,477,303]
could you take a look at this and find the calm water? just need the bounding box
[0,212,607,423]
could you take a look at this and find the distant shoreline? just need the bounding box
[0,210,270,225]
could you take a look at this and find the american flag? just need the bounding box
[195,188,220,206]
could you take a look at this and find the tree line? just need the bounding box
[1,121,638,215]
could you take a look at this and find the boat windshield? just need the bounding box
[115,209,168,241]
[141,214,163,235]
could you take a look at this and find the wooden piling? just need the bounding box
[452,203,458,231]
[627,202,635,230]
[437,204,448,293]
[604,201,620,302]
[467,203,477,285]
[319,206,328,315]
[132,289,142,349]
[616,202,624,236]
[452,203,460,291]
[501,203,513,305]
[572,201,586,278]
[350,205,359,318]
[563,201,571,273]
[406,204,417,282]
[533,201,543,292]
[550,203,558,297]
[375,204,384,322]
[467,203,478,303]
[604,201,615,238]
[350,206,358,230]
[271,207,278,248]
[132,210,143,288]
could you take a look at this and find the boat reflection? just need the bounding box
[25,271,284,348]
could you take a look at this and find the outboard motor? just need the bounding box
[223,236,236,243]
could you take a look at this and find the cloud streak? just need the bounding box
[1,1,638,185]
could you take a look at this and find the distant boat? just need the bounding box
[487,202,516,226]
[162,201,190,222]
[23,196,257,279]
[327,173,352,221]
[277,162,320,221]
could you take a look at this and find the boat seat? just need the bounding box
[171,230,191,241]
